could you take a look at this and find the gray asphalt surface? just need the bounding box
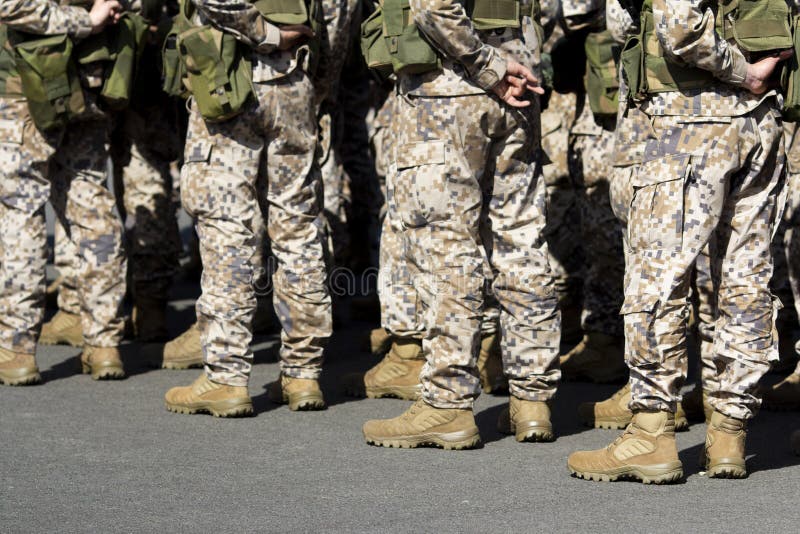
[2,209,799,532]
[2,288,799,533]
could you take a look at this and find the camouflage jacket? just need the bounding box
[191,0,308,83]
[399,0,540,97]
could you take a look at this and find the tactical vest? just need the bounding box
[621,0,793,100]
[584,29,620,117]
[361,0,541,77]
[162,0,322,122]
[0,1,149,130]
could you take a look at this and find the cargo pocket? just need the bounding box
[180,140,212,218]
[628,153,690,253]
[620,294,660,367]
[393,140,448,227]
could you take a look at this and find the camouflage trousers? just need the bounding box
[55,102,182,311]
[622,99,785,420]
[388,93,560,408]
[181,71,332,386]
[378,92,498,345]
[568,119,625,337]
[0,97,126,352]
[541,92,583,304]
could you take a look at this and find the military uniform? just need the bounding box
[569,0,787,482]
[363,0,561,449]
[165,0,331,415]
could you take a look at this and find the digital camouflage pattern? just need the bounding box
[181,70,331,386]
[0,98,126,353]
[620,0,785,420]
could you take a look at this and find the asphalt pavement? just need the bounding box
[2,278,799,533]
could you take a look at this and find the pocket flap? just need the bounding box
[620,294,659,315]
[633,153,690,188]
[396,140,446,170]
[185,141,212,163]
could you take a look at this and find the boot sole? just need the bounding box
[568,462,684,484]
[165,399,254,418]
[364,385,421,401]
[0,371,42,386]
[365,428,481,450]
[516,428,554,443]
[161,359,204,370]
[272,391,326,411]
[81,362,125,381]
[39,329,84,347]
[706,459,747,479]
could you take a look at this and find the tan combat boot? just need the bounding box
[366,327,392,356]
[681,383,713,422]
[165,373,253,417]
[0,347,41,386]
[578,383,689,430]
[762,371,800,411]
[363,399,481,450]
[39,310,83,347]
[497,397,554,442]
[477,333,507,394]
[80,346,125,380]
[343,338,424,400]
[567,411,684,484]
[161,322,203,369]
[268,374,326,411]
[702,411,748,478]
[132,297,168,342]
[559,331,627,383]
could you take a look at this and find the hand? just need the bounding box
[743,49,793,95]
[278,24,314,51]
[89,0,121,34]
[491,60,545,108]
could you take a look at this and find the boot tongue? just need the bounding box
[394,339,423,359]
[634,411,667,433]
[710,411,746,432]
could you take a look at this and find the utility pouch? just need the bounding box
[12,33,85,130]
[100,13,149,109]
[620,34,643,100]
[178,25,253,122]
[467,0,520,31]
[584,30,620,116]
[361,6,393,76]
[383,0,440,75]
[728,0,793,53]
[782,15,800,121]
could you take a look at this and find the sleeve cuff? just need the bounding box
[255,22,281,53]
[718,49,748,86]
[473,48,507,92]
[69,8,94,39]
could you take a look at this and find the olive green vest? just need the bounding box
[584,29,620,117]
[361,0,541,77]
[0,1,149,130]
[162,0,321,121]
[621,0,793,100]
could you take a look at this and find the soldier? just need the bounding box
[0,0,129,385]
[163,0,332,416]
[42,54,184,346]
[763,123,800,411]
[568,0,789,482]
[360,0,561,449]
[556,0,627,384]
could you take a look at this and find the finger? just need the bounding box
[778,49,794,61]
[506,75,524,89]
[505,96,531,108]
[526,84,545,95]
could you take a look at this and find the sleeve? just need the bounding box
[605,0,636,44]
[192,0,281,53]
[652,0,747,85]
[0,0,93,38]
[561,0,605,33]
[409,0,506,91]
